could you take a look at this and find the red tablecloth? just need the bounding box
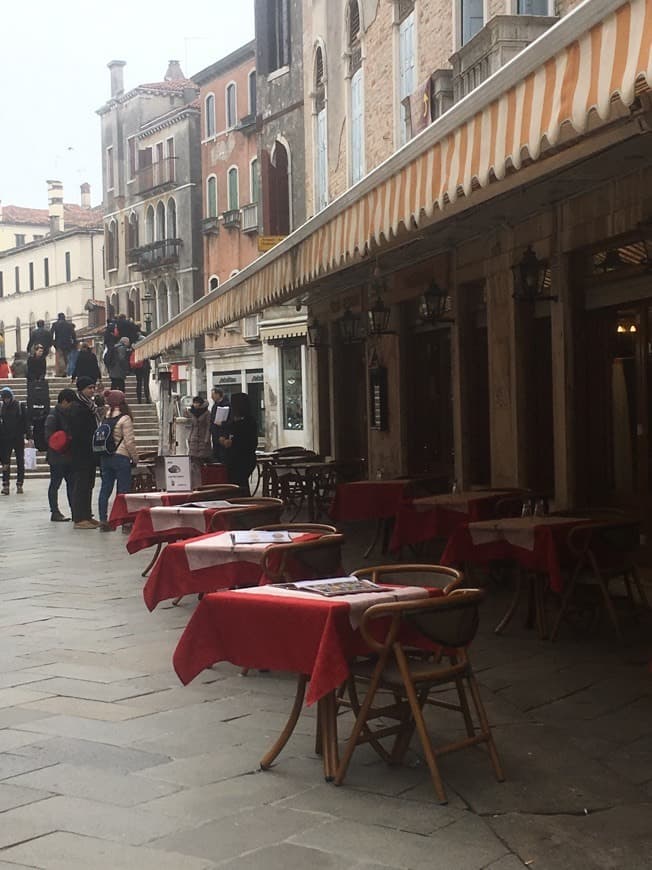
[389,491,511,552]
[109,489,229,528]
[442,517,589,594]
[329,480,410,522]
[200,464,228,486]
[126,504,247,554]
[143,531,320,611]
[173,585,441,705]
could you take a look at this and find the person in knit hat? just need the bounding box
[68,377,102,528]
[97,389,140,531]
[0,386,29,495]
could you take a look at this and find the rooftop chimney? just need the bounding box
[80,182,91,209]
[47,179,64,235]
[164,60,185,82]
[108,60,126,98]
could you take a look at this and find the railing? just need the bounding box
[241,203,259,233]
[136,157,177,195]
[127,239,182,271]
[223,209,241,229]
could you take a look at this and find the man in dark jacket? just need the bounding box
[210,387,230,460]
[27,320,53,354]
[108,337,131,391]
[0,387,29,495]
[68,377,101,529]
[51,313,77,376]
[116,314,140,345]
[44,388,76,522]
[72,343,101,383]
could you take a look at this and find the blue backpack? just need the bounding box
[92,414,125,455]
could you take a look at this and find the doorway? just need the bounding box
[335,340,367,463]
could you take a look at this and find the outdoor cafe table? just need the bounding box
[125,502,251,555]
[329,479,411,523]
[143,530,319,611]
[108,488,234,529]
[389,491,513,553]
[172,582,434,779]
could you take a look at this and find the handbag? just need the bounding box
[48,430,72,453]
[24,445,38,470]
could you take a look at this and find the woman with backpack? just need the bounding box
[97,390,140,532]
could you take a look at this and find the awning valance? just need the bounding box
[136,0,651,360]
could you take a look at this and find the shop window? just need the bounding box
[281,344,303,430]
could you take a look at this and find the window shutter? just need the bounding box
[350,70,364,184]
[316,109,328,211]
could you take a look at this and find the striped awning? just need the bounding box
[136,0,651,360]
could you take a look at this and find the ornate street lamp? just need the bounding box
[366,265,393,336]
[419,280,452,323]
[142,288,155,335]
[337,308,364,344]
[307,318,327,348]
[512,245,556,302]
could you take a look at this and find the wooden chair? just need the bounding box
[353,563,463,592]
[261,534,345,582]
[195,484,240,498]
[253,522,338,535]
[208,503,284,532]
[334,589,504,804]
[550,519,649,641]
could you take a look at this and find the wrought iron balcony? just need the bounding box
[135,157,177,196]
[241,203,259,233]
[128,239,182,272]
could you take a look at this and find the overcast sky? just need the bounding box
[0,1,255,209]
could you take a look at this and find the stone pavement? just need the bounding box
[0,482,651,869]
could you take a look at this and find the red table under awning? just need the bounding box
[109,484,230,529]
[329,480,410,522]
[442,517,589,594]
[126,504,244,554]
[173,584,441,705]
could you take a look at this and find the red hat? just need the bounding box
[48,431,72,453]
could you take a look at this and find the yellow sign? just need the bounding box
[258,235,286,253]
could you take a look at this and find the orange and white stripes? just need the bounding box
[137,0,651,360]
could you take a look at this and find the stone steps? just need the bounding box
[0,378,159,479]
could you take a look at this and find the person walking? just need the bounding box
[209,387,230,461]
[51,313,77,376]
[68,377,102,529]
[0,387,29,495]
[97,390,139,532]
[44,388,76,522]
[130,344,151,404]
[27,320,53,355]
[72,342,101,384]
[27,345,47,381]
[218,392,258,496]
[107,337,131,391]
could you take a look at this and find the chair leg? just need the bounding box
[597,577,624,641]
[466,672,505,783]
[550,572,578,641]
[260,674,307,770]
[334,658,388,786]
[454,675,476,737]
[494,566,524,635]
[141,542,163,578]
[393,651,447,804]
[631,567,650,610]
[535,575,548,640]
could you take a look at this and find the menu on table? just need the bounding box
[229,530,294,545]
[276,577,387,597]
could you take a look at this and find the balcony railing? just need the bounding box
[135,157,177,196]
[127,238,182,271]
[223,209,241,229]
[241,202,259,233]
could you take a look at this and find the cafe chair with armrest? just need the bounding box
[334,589,504,804]
[253,522,338,535]
[195,484,241,498]
[550,520,649,642]
[208,503,284,533]
[353,564,463,592]
[261,534,346,583]
[225,497,285,509]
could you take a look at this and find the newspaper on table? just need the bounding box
[276,577,387,597]
[229,530,294,545]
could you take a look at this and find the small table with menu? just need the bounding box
[173,579,434,779]
[108,487,238,529]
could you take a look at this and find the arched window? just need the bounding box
[169,280,180,317]
[106,219,118,270]
[167,198,177,239]
[157,280,169,326]
[347,1,365,184]
[268,140,290,236]
[227,167,239,212]
[146,206,155,244]
[207,176,218,217]
[146,283,157,330]
[249,158,259,204]
[229,269,240,279]
[109,293,119,318]
[156,202,166,241]
[205,94,216,138]
[127,212,139,253]
[209,276,219,291]
[226,82,237,128]
[314,45,328,212]
[248,70,257,115]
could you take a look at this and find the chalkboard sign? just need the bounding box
[369,365,388,431]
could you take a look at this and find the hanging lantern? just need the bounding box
[512,246,556,302]
[337,309,364,344]
[366,265,393,335]
[419,280,451,323]
[307,319,326,348]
